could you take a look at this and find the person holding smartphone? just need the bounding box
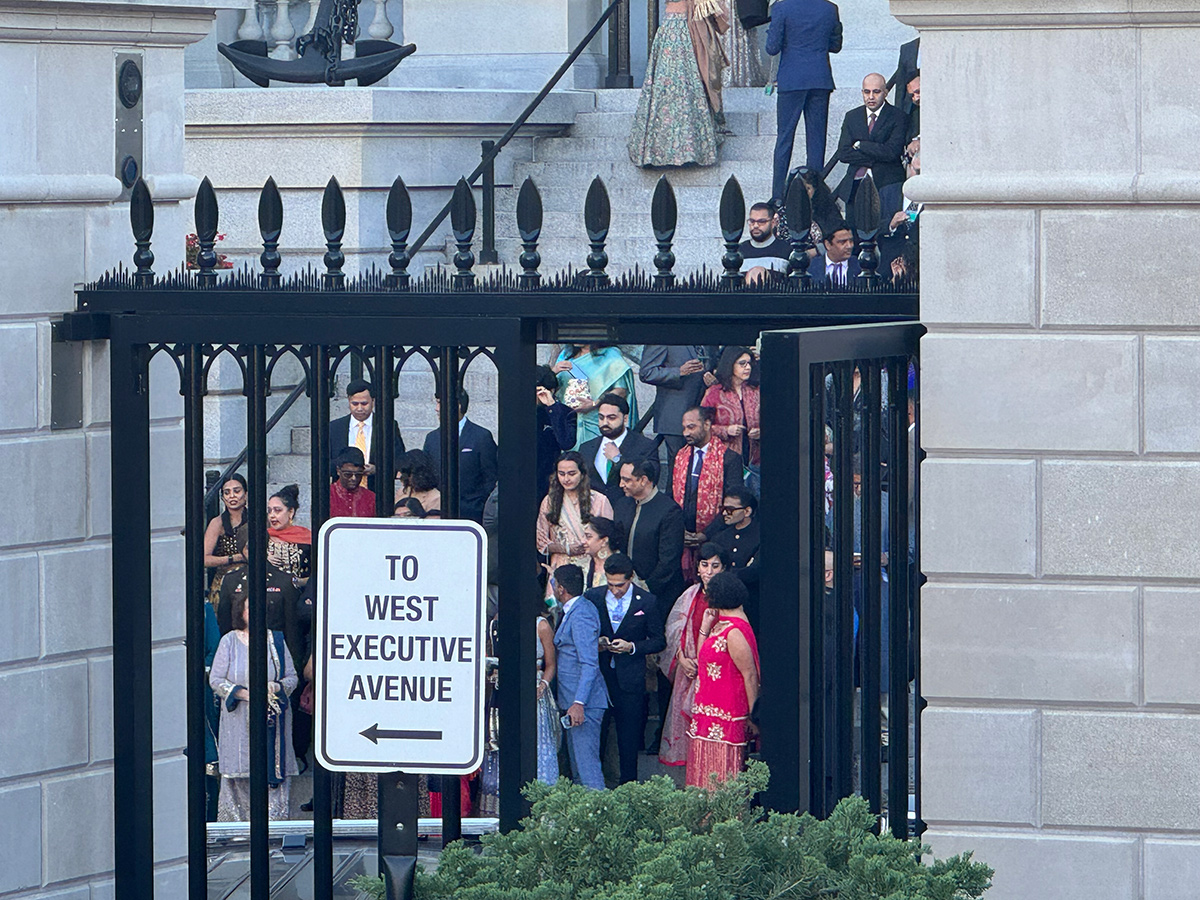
[550,564,610,789]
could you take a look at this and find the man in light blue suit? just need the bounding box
[765,0,843,203]
[551,564,609,789]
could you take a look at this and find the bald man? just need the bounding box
[833,73,908,226]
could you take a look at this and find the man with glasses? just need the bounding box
[329,446,375,518]
[710,488,760,627]
[739,202,791,285]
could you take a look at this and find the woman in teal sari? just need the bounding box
[552,344,640,447]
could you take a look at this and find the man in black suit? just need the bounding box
[327,378,404,492]
[809,225,861,286]
[578,392,656,508]
[833,73,908,225]
[536,365,577,500]
[585,553,665,784]
[614,458,686,606]
[709,488,760,628]
[422,387,497,524]
[888,36,919,116]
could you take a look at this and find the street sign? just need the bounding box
[314,518,487,774]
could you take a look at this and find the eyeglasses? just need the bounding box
[338,469,365,478]
[747,217,771,225]
[721,505,746,513]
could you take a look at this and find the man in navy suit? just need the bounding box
[422,388,497,524]
[765,0,843,204]
[326,378,405,492]
[809,224,861,286]
[551,564,609,789]
[833,73,908,224]
[585,553,665,784]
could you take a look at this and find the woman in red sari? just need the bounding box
[702,346,761,469]
[686,570,759,788]
[658,543,730,766]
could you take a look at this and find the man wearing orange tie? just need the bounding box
[326,378,405,494]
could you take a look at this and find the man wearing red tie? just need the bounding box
[833,73,908,226]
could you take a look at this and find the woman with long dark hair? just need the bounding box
[204,473,248,608]
[537,451,613,598]
[702,347,761,491]
[581,515,624,590]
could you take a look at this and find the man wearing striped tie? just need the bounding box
[326,378,405,493]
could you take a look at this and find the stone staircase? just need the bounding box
[495,88,779,276]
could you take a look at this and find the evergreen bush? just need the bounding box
[354,763,992,900]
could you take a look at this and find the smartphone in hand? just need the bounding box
[560,713,574,730]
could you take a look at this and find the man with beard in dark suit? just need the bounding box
[585,553,665,784]
[578,392,656,508]
[614,457,685,605]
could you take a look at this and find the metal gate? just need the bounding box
[63,171,922,899]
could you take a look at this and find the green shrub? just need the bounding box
[388,763,992,900]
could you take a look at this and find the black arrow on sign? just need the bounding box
[360,723,442,744]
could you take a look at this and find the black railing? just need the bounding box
[406,0,625,260]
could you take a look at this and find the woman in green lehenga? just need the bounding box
[628,0,729,167]
[552,344,640,447]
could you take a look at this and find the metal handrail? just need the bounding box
[202,380,308,509]
[407,0,625,259]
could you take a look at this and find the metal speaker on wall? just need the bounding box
[114,53,144,202]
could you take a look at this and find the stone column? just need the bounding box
[0,2,243,897]
[896,2,1200,897]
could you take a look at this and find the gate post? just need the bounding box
[494,319,539,830]
[109,326,155,900]
[757,332,811,815]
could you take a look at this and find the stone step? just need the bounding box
[588,87,777,115]
[568,109,768,137]
[532,134,776,163]
[510,160,773,193]
[498,181,774,217]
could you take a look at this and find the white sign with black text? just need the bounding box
[314,518,487,774]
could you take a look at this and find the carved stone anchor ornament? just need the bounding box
[219,0,416,86]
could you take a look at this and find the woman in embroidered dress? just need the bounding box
[629,0,730,166]
[266,484,311,586]
[702,347,761,492]
[538,452,613,599]
[210,590,299,820]
[535,604,562,784]
[686,570,760,788]
[581,516,623,590]
[204,474,248,608]
[658,543,730,766]
[552,344,640,447]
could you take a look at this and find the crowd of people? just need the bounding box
[628,0,921,287]
[198,343,773,821]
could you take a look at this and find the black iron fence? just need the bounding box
[66,167,921,900]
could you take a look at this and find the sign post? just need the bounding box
[315,518,487,899]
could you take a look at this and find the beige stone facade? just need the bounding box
[902,1,1200,896]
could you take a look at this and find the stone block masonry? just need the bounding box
[897,1,1200,897]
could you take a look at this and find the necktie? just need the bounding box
[683,448,703,531]
[611,595,626,629]
[355,422,367,454]
[605,443,614,481]
[856,113,877,178]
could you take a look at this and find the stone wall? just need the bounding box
[899,1,1200,897]
[0,2,242,898]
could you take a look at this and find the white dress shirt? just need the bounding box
[349,416,373,450]
[594,429,628,479]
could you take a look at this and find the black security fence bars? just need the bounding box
[758,323,924,840]
[72,167,920,900]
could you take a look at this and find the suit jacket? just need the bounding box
[423,418,498,524]
[327,414,405,492]
[578,430,657,508]
[553,596,610,710]
[584,584,665,695]
[809,253,862,286]
[537,402,578,499]
[614,491,686,604]
[888,37,919,115]
[764,0,842,92]
[638,345,716,437]
[834,102,907,201]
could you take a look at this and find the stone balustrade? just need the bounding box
[236,0,396,61]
